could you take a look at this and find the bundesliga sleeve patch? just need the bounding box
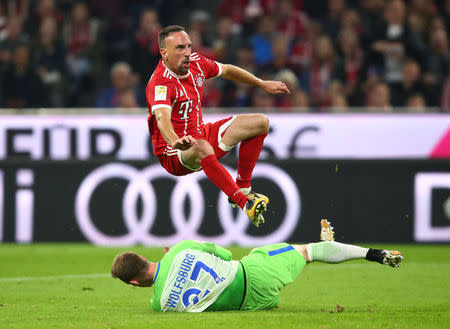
[154,85,167,101]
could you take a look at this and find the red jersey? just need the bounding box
[146,52,222,156]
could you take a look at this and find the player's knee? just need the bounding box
[293,244,310,262]
[193,140,214,161]
[255,114,269,134]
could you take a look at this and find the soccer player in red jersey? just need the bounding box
[146,25,290,227]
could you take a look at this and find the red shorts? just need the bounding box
[157,116,236,176]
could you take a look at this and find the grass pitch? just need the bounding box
[0,244,449,329]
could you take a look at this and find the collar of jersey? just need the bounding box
[153,261,161,284]
[162,61,190,79]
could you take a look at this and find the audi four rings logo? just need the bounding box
[75,163,301,246]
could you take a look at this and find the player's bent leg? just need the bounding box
[240,243,306,310]
[305,241,404,268]
[222,114,270,218]
[220,113,269,147]
[182,140,248,209]
[224,114,268,188]
[180,138,215,169]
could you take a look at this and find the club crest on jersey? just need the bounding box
[196,75,204,88]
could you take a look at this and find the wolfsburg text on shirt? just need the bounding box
[165,253,196,308]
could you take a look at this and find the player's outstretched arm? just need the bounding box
[153,108,197,150]
[220,64,291,95]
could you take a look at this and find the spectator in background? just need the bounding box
[359,0,385,44]
[118,87,138,109]
[212,16,243,64]
[26,0,62,33]
[391,57,425,107]
[33,16,66,107]
[202,79,222,108]
[367,81,392,111]
[428,15,446,34]
[424,28,450,105]
[370,0,409,86]
[189,28,215,60]
[291,89,309,111]
[444,0,450,36]
[290,20,321,71]
[63,1,100,107]
[0,16,29,70]
[95,62,143,108]
[273,0,309,43]
[330,92,349,112]
[0,3,6,42]
[130,8,160,85]
[90,0,129,67]
[407,93,427,112]
[188,10,212,49]
[321,0,346,41]
[251,88,275,111]
[340,8,363,36]
[251,15,276,66]
[222,46,255,107]
[261,35,296,76]
[300,35,337,106]
[406,11,429,61]
[1,44,48,108]
[216,0,263,37]
[0,0,29,41]
[324,80,346,109]
[335,27,365,105]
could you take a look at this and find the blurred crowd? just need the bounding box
[0,0,449,112]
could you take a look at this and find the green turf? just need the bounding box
[0,244,449,329]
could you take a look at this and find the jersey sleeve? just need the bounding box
[196,53,223,79]
[146,80,176,114]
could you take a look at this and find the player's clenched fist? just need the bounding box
[172,135,197,150]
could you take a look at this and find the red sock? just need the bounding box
[201,154,248,209]
[236,132,267,188]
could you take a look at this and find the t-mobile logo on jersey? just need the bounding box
[179,100,195,120]
[178,99,192,120]
[0,169,35,243]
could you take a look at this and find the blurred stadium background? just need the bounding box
[0,1,450,327]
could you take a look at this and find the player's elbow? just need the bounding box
[220,64,233,79]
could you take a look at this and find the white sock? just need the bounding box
[306,241,369,263]
[240,187,251,195]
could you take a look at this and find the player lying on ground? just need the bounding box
[111,220,404,312]
[146,25,291,227]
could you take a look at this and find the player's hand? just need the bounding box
[260,80,291,95]
[172,135,197,150]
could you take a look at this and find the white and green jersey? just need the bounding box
[151,240,240,313]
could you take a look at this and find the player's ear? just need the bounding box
[160,47,167,60]
[129,279,140,286]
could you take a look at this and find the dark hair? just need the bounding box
[158,25,185,48]
[111,252,149,283]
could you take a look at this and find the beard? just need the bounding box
[178,59,190,74]
[178,65,189,74]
